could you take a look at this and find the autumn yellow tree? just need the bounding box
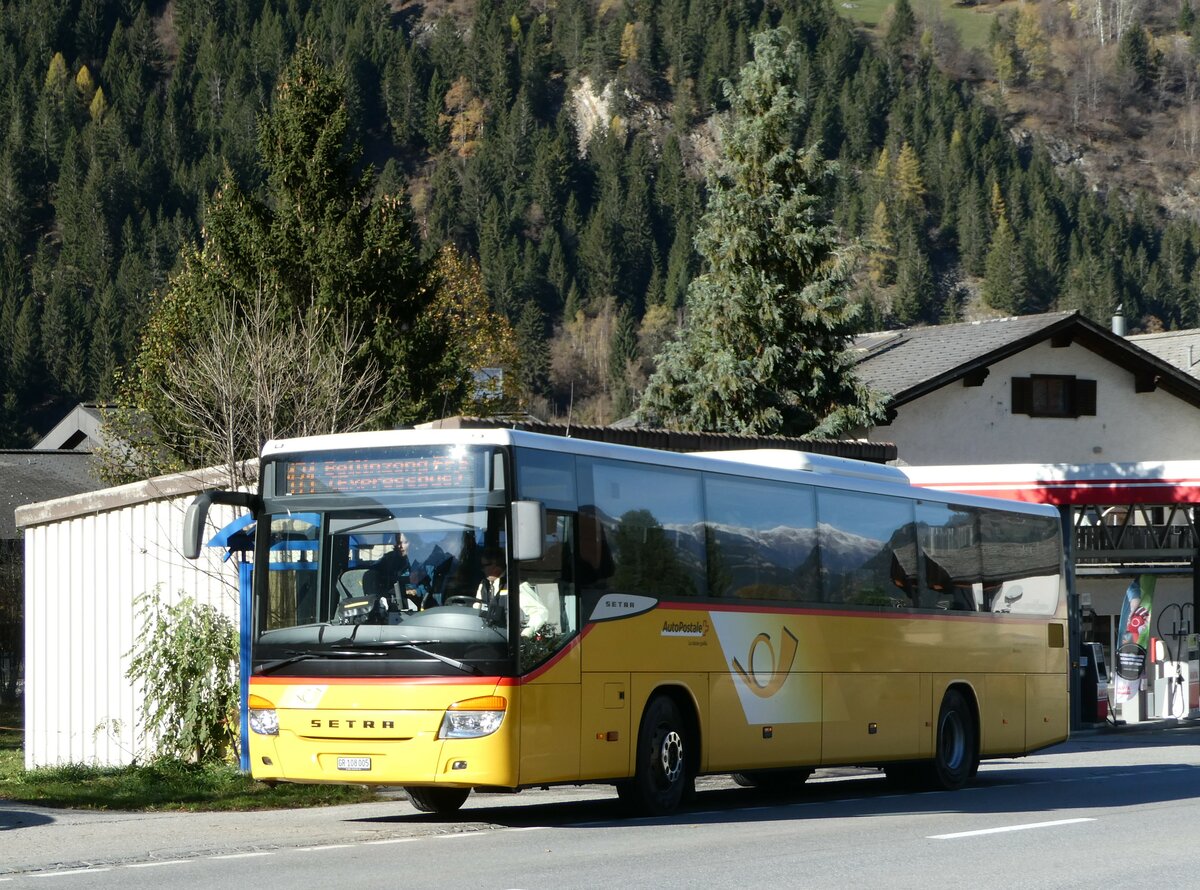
[440,76,486,159]
[895,141,925,208]
[1014,5,1051,82]
[419,244,522,417]
[867,200,897,286]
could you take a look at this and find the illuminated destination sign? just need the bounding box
[278,450,484,496]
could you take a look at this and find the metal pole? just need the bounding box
[1063,505,1082,732]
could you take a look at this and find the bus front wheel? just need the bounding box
[404,786,470,814]
[618,695,691,815]
[929,689,977,790]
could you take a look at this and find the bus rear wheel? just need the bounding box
[404,786,470,814]
[929,689,977,790]
[619,695,691,815]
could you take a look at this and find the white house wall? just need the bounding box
[878,341,1200,465]
[19,472,245,769]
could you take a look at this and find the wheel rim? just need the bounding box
[939,710,965,772]
[659,728,683,785]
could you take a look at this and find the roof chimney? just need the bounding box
[1111,304,1126,337]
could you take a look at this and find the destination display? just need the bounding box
[278,450,483,496]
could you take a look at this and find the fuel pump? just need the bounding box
[1152,603,1194,719]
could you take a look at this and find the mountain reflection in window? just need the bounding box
[589,461,705,598]
[703,474,818,602]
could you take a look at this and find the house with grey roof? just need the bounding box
[33,403,111,452]
[850,310,1200,466]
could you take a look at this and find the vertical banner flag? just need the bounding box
[1113,575,1156,704]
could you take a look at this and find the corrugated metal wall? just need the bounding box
[19,473,244,768]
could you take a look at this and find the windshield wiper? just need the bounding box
[346,639,483,675]
[255,641,482,676]
[255,647,410,675]
[256,651,329,674]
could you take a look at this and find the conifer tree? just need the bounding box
[1117,25,1153,91]
[639,29,881,437]
[983,215,1028,313]
[107,45,433,478]
[867,200,897,286]
[893,224,932,324]
[885,0,917,56]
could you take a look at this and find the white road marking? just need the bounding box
[207,851,274,860]
[30,869,113,878]
[929,817,1096,840]
[126,860,190,868]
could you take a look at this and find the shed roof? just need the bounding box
[423,416,897,463]
[1,450,103,539]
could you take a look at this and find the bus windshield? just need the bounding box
[254,446,518,676]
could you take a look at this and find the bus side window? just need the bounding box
[915,502,982,611]
[519,511,578,636]
[577,505,614,588]
[583,459,705,599]
[702,473,818,604]
[979,509,1061,615]
[816,489,916,608]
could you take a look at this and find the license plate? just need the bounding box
[337,756,371,771]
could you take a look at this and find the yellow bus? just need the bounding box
[184,428,1069,815]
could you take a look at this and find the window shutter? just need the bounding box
[1012,377,1032,415]
[1075,379,1097,416]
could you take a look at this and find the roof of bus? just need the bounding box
[262,429,1059,517]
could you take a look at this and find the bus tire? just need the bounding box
[404,786,470,814]
[622,695,690,815]
[929,689,977,790]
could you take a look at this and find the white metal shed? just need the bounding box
[16,467,246,768]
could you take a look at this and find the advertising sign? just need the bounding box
[1113,575,1155,704]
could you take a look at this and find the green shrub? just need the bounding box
[127,590,239,763]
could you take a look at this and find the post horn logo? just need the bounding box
[732,627,799,698]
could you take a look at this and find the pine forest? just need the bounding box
[3,0,1200,454]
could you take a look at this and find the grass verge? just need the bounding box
[0,705,380,811]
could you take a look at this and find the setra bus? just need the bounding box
[183,428,1069,815]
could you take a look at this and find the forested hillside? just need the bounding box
[2,0,1200,446]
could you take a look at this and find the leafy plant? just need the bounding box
[126,590,239,764]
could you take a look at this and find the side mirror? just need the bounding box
[510,500,545,562]
[183,491,217,560]
[182,490,259,560]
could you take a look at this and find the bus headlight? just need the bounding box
[249,708,279,736]
[438,695,507,739]
[248,694,278,736]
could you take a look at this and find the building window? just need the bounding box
[1012,375,1097,418]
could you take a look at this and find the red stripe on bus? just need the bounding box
[249,675,510,686]
[666,600,1056,623]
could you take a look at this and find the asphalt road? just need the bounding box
[2,722,1198,888]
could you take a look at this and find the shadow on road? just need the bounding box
[0,809,55,830]
[344,755,1200,831]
